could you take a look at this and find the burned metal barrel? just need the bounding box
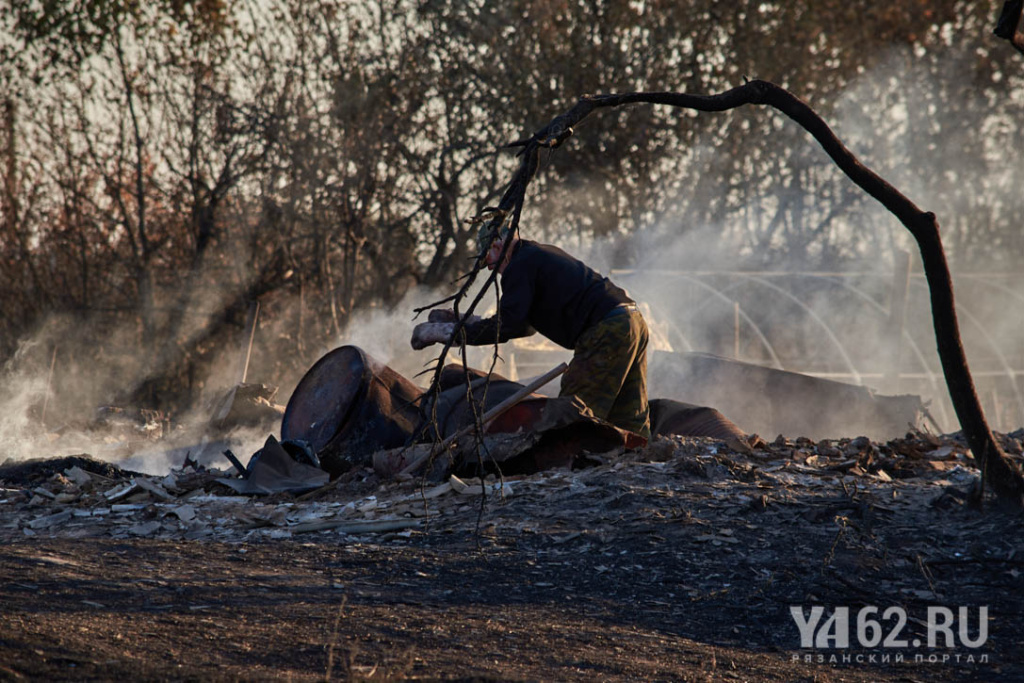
[430,365,545,437]
[431,376,547,438]
[428,365,649,473]
[281,346,423,476]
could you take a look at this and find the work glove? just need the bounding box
[411,322,456,350]
[427,309,457,323]
[428,308,482,325]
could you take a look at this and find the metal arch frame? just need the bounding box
[949,276,1024,419]
[698,275,864,384]
[799,275,940,387]
[636,273,787,370]
[699,272,954,427]
[909,279,1024,422]
[652,315,697,353]
[955,274,1024,308]
[794,274,952,428]
[617,267,1022,428]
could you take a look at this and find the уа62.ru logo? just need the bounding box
[790,605,988,649]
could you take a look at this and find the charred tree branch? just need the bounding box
[426,80,1024,508]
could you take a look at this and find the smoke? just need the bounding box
[0,339,51,461]
[0,249,510,476]
[333,289,443,382]
[0,261,284,474]
[3,48,1021,477]
[535,51,1024,438]
[828,48,1024,433]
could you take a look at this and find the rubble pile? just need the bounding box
[3,428,1020,545]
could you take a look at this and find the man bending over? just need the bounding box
[412,224,650,439]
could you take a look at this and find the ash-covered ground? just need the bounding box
[1,428,1021,681]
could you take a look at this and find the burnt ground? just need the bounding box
[1,432,1022,682]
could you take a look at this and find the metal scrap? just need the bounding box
[0,428,1018,547]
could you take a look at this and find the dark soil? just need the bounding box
[1,434,1021,681]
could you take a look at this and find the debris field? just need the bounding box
[1,428,1022,681]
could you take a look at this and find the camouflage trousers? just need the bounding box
[560,305,651,439]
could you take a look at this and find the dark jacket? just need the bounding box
[463,239,632,349]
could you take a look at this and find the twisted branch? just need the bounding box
[416,79,1024,508]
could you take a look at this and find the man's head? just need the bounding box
[476,217,515,271]
[483,234,511,271]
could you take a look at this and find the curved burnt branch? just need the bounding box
[419,80,1023,508]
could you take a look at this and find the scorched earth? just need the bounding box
[1,429,1022,682]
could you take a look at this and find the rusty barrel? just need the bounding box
[432,365,549,437]
[281,346,423,475]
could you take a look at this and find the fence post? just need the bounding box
[886,250,912,392]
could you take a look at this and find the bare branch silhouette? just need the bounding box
[421,80,1024,508]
